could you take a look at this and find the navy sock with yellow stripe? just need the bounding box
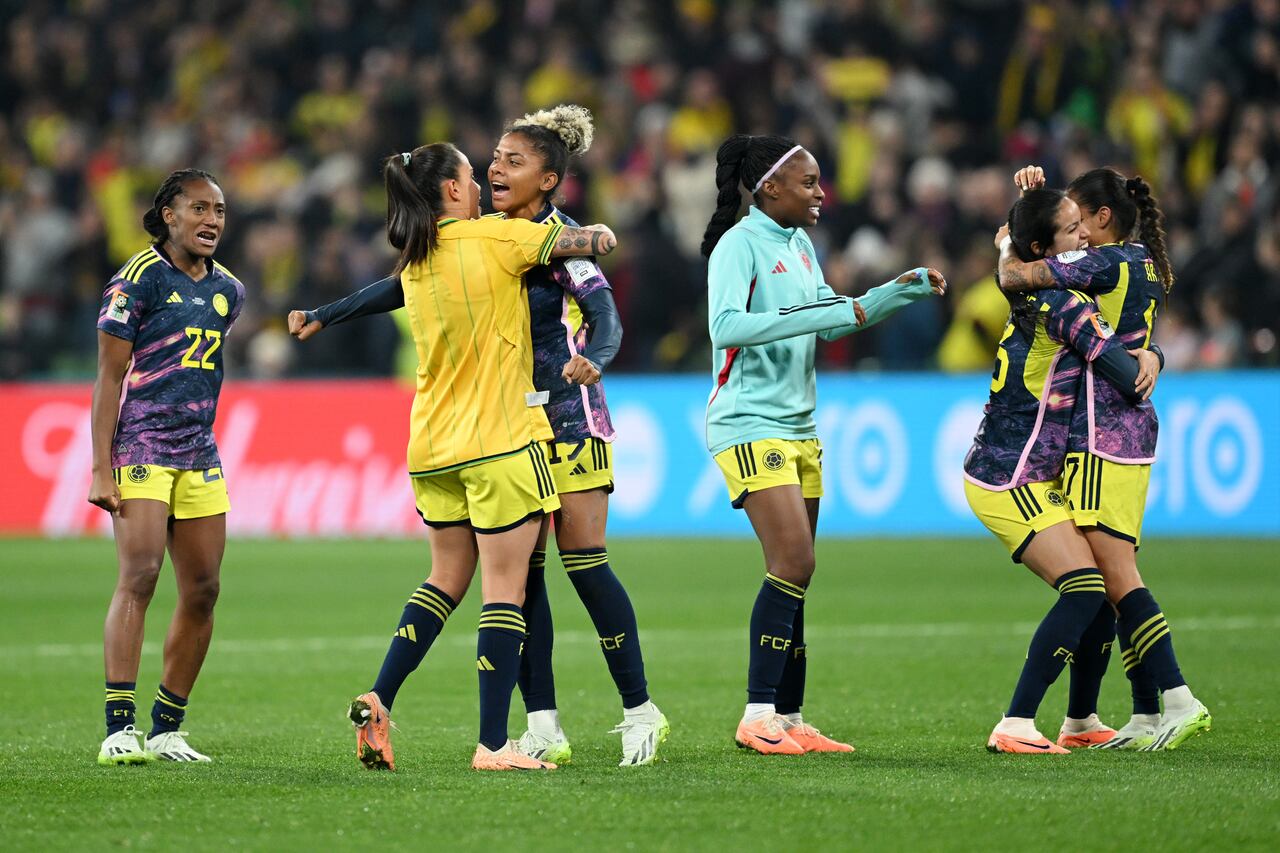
[1116,587,1186,692]
[1066,601,1115,719]
[518,550,557,713]
[775,601,807,716]
[747,573,805,703]
[1007,568,1107,718]
[372,581,456,711]
[1118,625,1161,715]
[105,682,136,736]
[477,603,526,751]
[149,685,188,737]
[562,548,649,709]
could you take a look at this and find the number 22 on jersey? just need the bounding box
[181,327,222,370]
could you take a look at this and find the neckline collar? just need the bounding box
[745,205,798,239]
[154,244,215,282]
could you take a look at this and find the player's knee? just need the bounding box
[182,575,221,617]
[117,561,163,602]
[769,548,815,586]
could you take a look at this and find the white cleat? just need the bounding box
[610,701,670,767]
[1141,701,1212,751]
[98,725,154,766]
[1090,714,1159,750]
[145,730,212,762]
[517,728,573,765]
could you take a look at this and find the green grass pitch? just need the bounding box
[2,537,1277,850]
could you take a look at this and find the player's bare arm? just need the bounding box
[996,238,1055,292]
[87,331,134,513]
[551,225,617,258]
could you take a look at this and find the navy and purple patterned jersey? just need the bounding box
[97,246,245,470]
[964,288,1121,489]
[525,205,615,442]
[1044,243,1162,462]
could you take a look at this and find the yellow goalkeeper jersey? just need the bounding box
[402,215,563,475]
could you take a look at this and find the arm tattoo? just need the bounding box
[574,236,588,249]
[590,230,602,255]
[557,235,573,250]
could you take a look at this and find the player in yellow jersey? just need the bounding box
[311,142,617,771]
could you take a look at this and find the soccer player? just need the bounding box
[89,169,245,765]
[702,134,945,754]
[290,142,617,771]
[968,187,1162,754]
[998,166,1211,751]
[488,105,667,767]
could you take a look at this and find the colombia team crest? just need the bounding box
[799,252,812,273]
[763,449,786,471]
[213,293,229,317]
[127,465,150,484]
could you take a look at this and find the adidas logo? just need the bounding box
[166,291,183,303]
[569,462,588,476]
[395,625,417,642]
[771,261,788,274]
[476,656,495,671]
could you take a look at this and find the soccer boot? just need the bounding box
[97,725,154,766]
[517,728,573,766]
[1090,714,1159,750]
[145,730,212,762]
[472,740,557,770]
[1141,700,1211,751]
[782,719,855,753]
[1056,714,1118,749]
[609,701,670,766]
[349,691,395,770]
[987,720,1070,754]
[735,714,805,755]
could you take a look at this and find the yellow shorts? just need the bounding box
[544,437,614,495]
[114,464,230,519]
[964,478,1072,563]
[412,443,560,534]
[1063,452,1151,547]
[714,438,823,509]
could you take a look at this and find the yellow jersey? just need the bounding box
[401,215,564,475]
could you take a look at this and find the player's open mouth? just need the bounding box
[196,230,218,247]
[809,205,821,218]
[490,182,510,202]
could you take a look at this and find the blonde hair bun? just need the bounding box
[511,104,594,157]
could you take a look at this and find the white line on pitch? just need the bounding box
[2,614,1274,662]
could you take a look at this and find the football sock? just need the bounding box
[477,603,526,751]
[562,548,649,709]
[743,702,775,723]
[1116,587,1187,692]
[1066,601,1115,719]
[775,600,807,716]
[747,573,805,704]
[994,716,1042,739]
[371,580,455,711]
[1118,621,1161,715]
[517,550,557,713]
[105,681,136,736]
[526,708,561,737]
[1007,568,1107,719]
[149,684,187,736]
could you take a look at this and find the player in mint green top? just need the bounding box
[701,134,946,755]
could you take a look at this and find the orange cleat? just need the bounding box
[785,722,855,753]
[987,731,1070,754]
[349,692,395,771]
[1057,726,1117,749]
[471,741,557,771]
[735,714,805,755]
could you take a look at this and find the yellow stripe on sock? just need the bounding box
[1131,616,1168,651]
[408,596,450,622]
[1134,626,1171,660]
[765,573,807,595]
[478,616,527,631]
[1129,613,1164,645]
[154,692,184,710]
[410,588,454,615]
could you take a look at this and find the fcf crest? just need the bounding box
[799,252,812,273]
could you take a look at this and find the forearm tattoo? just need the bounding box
[998,257,1054,291]
[590,230,602,255]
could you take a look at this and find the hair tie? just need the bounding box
[752,145,804,193]
[401,152,412,167]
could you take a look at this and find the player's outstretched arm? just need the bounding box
[288,275,406,341]
[834,267,947,336]
[550,225,617,258]
[88,331,133,513]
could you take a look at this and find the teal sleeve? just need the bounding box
[853,267,935,330]
[708,234,858,348]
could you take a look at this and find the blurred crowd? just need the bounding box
[1,0,1278,380]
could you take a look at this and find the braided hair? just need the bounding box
[1068,167,1174,294]
[383,143,465,275]
[700,134,800,258]
[142,168,220,245]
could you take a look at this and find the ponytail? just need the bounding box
[142,168,220,245]
[384,143,464,275]
[1127,176,1175,294]
[700,133,802,258]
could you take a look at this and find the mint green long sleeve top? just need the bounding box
[704,206,935,455]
